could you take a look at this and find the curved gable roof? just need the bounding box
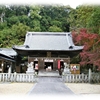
[13,32,83,51]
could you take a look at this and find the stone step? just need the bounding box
[38,70,60,77]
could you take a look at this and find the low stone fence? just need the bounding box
[62,69,100,83]
[0,73,37,83]
[1,69,100,83]
[91,73,100,83]
[62,74,89,83]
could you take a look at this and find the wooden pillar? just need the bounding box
[53,59,56,70]
[1,60,4,73]
[8,62,13,73]
[28,56,35,63]
[28,56,29,63]
[0,60,4,73]
[38,59,43,69]
[15,66,21,73]
[54,59,58,70]
[56,59,60,70]
[8,64,11,74]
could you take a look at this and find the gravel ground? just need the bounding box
[0,82,100,98]
[66,83,100,96]
[0,82,33,96]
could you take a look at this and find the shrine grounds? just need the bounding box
[0,82,100,96]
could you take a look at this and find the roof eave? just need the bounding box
[13,46,83,52]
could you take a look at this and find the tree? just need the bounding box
[0,4,73,48]
[6,15,20,27]
[40,16,51,31]
[0,22,7,30]
[0,5,6,23]
[75,5,94,28]
[72,29,100,71]
[0,28,12,47]
[18,15,30,25]
[11,23,31,43]
[68,8,77,31]
[87,6,100,34]
[40,5,71,32]
[48,25,63,32]
[28,5,41,31]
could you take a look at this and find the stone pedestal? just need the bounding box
[63,67,71,74]
[63,63,71,74]
[26,62,35,74]
[26,67,35,74]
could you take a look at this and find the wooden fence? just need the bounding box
[0,73,37,83]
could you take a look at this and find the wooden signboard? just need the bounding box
[70,64,80,74]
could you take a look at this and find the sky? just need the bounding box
[0,0,100,8]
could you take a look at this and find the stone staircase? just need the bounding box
[38,70,60,77]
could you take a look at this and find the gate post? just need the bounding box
[88,68,92,83]
[14,72,17,82]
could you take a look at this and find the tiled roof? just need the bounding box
[13,32,83,51]
[0,48,17,56]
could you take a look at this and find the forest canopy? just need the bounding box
[0,4,72,47]
[0,4,100,47]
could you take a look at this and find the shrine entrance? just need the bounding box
[28,57,70,72]
[44,59,53,71]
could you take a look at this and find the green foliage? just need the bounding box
[18,15,30,25]
[0,22,7,30]
[68,9,77,31]
[76,5,94,28]
[40,5,71,32]
[0,4,100,50]
[87,6,100,34]
[0,28,12,47]
[68,4,100,34]
[11,23,31,41]
[0,23,31,47]
[48,25,63,32]
[0,4,72,48]
[6,16,20,27]
[71,5,94,30]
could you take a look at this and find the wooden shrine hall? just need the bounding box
[13,32,83,72]
[0,48,16,73]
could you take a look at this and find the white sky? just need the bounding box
[0,0,100,8]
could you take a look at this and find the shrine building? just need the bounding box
[12,32,83,73]
[0,48,16,73]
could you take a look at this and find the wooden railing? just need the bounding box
[62,74,89,83]
[0,73,37,83]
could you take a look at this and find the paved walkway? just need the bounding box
[27,76,74,96]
